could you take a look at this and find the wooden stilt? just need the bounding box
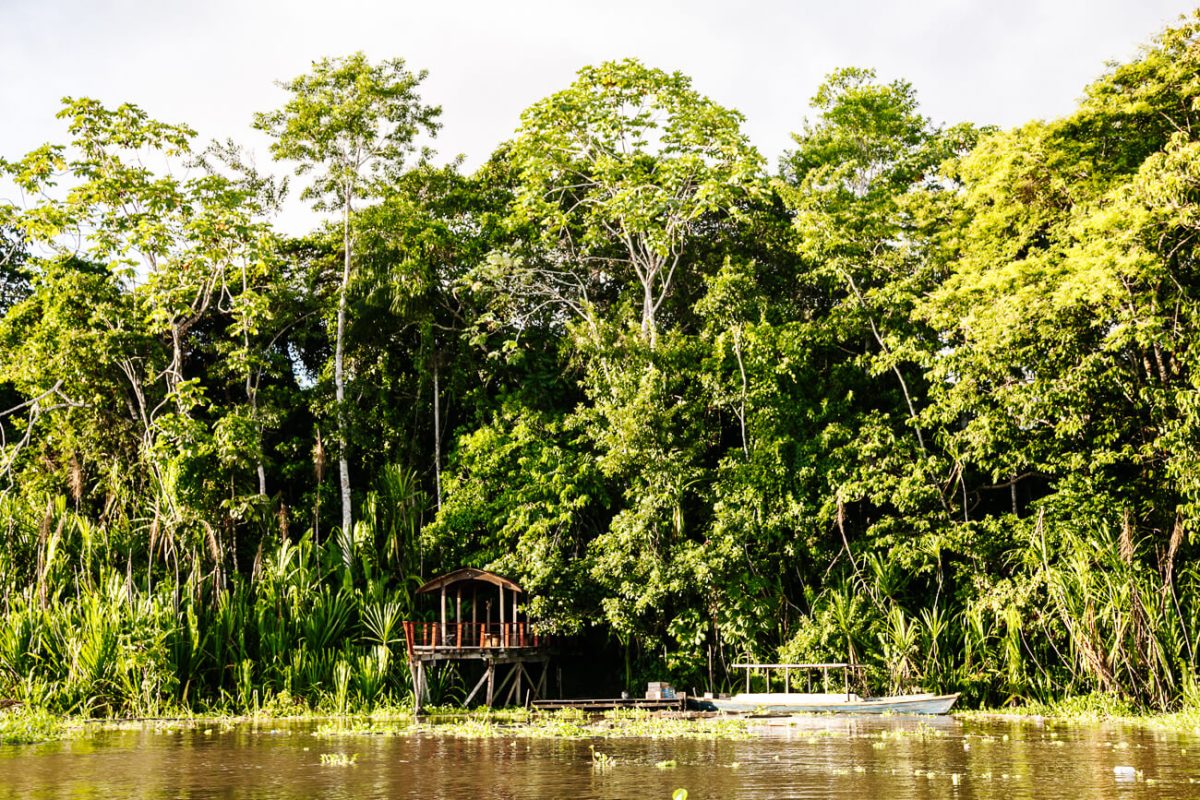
[485,662,496,707]
[414,661,425,714]
[494,662,520,706]
[464,668,491,707]
[505,663,526,706]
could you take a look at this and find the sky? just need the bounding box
[2,0,1196,233]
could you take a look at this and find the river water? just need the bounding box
[0,714,1196,799]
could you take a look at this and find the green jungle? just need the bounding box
[2,11,1200,720]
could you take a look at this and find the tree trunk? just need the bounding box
[243,268,266,497]
[642,281,657,348]
[433,357,442,511]
[336,192,353,549]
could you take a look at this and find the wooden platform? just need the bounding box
[532,696,687,712]
[403,569,557,713]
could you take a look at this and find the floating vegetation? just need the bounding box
[0,707,72,745]
[316,708,750,741]
[319,752,358,767]
[589,745,615,771]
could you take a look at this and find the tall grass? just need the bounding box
[775,509,1200,711]
[0,478,431,717]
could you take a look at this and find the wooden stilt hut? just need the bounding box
[402,568,552,713]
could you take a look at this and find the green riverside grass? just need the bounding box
[958,693,1200,733]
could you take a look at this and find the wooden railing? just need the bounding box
[402,621,543,658]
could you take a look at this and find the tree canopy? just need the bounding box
[4,15,1200,715]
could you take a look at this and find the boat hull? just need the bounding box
[695,692,960,715]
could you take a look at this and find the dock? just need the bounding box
[532,695,688,712]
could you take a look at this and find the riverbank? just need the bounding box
[959,693,1200,734]
[10,692,1200,748]
[0,705,750,746]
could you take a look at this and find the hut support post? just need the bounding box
[413,661,426,714]
[505,663,524,706]
[464,668,491,707]
[440,586,447,647]
[492,662,519,706]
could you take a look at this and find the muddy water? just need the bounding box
[0,714,1197,799]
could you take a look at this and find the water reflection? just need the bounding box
[0,715,1196,799]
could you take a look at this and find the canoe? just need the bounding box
[693,691,960,715]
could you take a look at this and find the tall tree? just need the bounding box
[0,99,283,588]
[254,53,441,546]
[506,58,763,348]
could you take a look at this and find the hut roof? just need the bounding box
[415,568,523,595]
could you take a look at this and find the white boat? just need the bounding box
[695,690,959,715]
[694,662,959,715]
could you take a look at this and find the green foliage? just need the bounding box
[254,53,441,210]
[4,16,1200,718]
[506,58,764,347]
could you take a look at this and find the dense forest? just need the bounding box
[1,13,1199,716]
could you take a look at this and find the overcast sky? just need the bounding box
[3,0,1196,233]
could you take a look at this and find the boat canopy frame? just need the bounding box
[730,662,866,697]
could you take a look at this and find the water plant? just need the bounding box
[0,706,72,744]
[319,752,358,767]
